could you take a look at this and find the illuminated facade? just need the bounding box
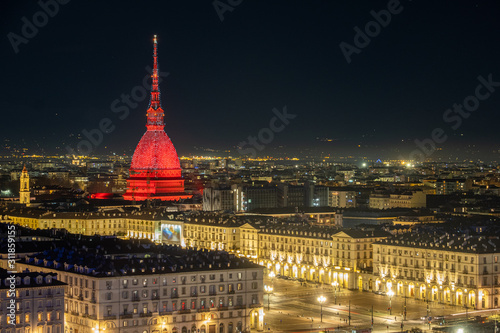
[2,246,264,333]
[369,191,426,209]
[3,210,385,290]
[7,208,500,310]
[258,228,389,290]
[0,269,65,333]
[124,35,191,202]
[20,165,31,206]
[373,235,500,310]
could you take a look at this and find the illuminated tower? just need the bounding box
[20,165,30,206]
[123,35,191,202]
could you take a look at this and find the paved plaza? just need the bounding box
[258,277,499,333]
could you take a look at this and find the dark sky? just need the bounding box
[1,0,500,161]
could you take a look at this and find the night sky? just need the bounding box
[1,0,500,161]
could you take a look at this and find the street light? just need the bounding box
[387,290,394,315]
[332,281,339,304]
[318,295,326,323]
[264,285,273,311]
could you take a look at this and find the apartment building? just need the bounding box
[329,189,357,208]
[372,232,500,309]
[258,225,390,290]
[1,243,264,333]
[0,268,65,333]
[369,191,426,210]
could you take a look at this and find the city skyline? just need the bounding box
[2,1,500,161]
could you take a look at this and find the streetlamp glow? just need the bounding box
[264,285,273,311]
[318,295,326,323]
[332,281,339,303]
[387,290,394,315]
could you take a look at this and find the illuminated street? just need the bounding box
[260,277,499,332]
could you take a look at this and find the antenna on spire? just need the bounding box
[149,34,161,111]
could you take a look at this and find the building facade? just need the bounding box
[369,191,426,209]
[1,246,264,333]
[0,269,65,333]
[372,233,500,310]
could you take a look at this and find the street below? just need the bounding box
[260,277,499,333]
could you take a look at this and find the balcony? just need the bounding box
[249,304,262,308]
[70,311,79,316]
[209,292,217,296]
[120,314,133,319]
[151,295,160,300]
[77,295,83,301]
[171,294,179,299]
[159,311,173,316]
[90,298,97,304]
[139,313,152,318]
[178,309,191,314]
[218,306,228,311]
[103,315,117,320]
[191,292,198,297]
[132,297,140,302]
[234,305,246,310]
[198,308,210,313]
[228,290,235,294]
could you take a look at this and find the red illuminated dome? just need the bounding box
[123,35,191,202]
[130,131,181,170]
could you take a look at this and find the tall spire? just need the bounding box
[150,34,160,110]
[146,34,164,130]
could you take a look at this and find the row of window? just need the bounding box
[64,272,254,290]
[6,299,62,310]
[67,295,259,316]
[7,312,62,324]
[378,258,500,273]
[103,282,257,300]
[379,248,499,265]
[3,325,61,333]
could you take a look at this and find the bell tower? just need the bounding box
[20,165,30,206]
